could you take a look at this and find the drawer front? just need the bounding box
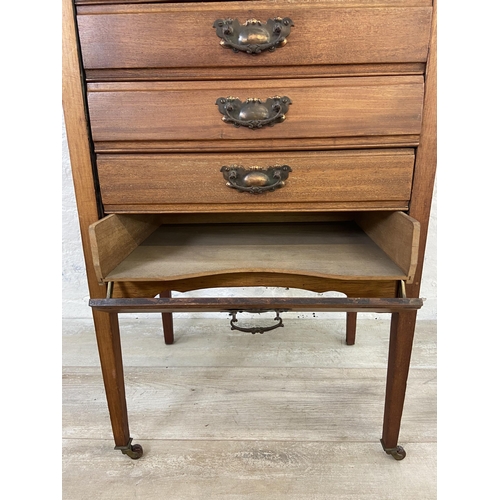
[87,76,424,146]
[77,2,432,70]
[97,149,415,212]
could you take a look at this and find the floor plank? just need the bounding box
[63,365,436,443]
[63,439,437,500]
[62,318,436,499]
[62,318,437,369]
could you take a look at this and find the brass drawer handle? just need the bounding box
[220,165,292,194]
[216,96,292,129]
[229,310,286,334]
[213,17,294,54]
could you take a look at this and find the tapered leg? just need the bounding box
[160,290,174,344]
[93,310,129,446]
[93,310,143,458]
[346,312,357,345]
[380,310,417,460]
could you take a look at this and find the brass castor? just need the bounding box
[115,439,144,460]
[381,440,406,461]
[127,444,144,460]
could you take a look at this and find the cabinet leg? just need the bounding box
[93,310,141,458]
[160,290,174,345]
[380,310,417,460]
[346,312,357,345]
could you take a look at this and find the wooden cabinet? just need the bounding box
[63,0,436,461]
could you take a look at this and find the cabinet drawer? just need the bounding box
[87,76,424,147]
[77,2,432,71]
[97,149,415,213]
[88,212,420,284]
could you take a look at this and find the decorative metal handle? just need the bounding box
[221,165,292,194]
[213,17,294,54]
[216,96,292,129]
[229,310,285,334]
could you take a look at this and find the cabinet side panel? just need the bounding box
[63,0,104,298]
[407,0,436,296]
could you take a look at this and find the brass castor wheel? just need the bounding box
[381,440,406,461]
[127,444,144,460]
[115,439,144,459]
[386,445,406,461]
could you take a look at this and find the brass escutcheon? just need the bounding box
[220,164,292,194]
[213,17,294,54]
[216,96,292,129]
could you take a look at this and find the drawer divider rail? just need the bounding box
[89,296,423,314]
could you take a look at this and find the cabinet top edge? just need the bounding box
[75,1,433,14]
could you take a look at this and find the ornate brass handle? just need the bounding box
[216,96,292,129]
[213,17,294,54]
[220,165,292,194]
[229,310,285,334]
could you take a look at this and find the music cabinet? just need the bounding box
[62,0,436,460]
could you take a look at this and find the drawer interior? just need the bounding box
[89,211,419,285]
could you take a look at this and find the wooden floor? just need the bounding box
[62,316,436,499]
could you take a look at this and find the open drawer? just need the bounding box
[88,211,420,285]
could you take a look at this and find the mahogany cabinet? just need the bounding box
[63,0,436,460]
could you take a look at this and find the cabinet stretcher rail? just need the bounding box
[89,297,423,314]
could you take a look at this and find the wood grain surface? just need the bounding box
[76,0,433,5]
[94,135,422,154]
[89,215,161,282]
[107,277,399,297]
[63,0,437,495]
[62,317,437,499]
[84,63,427,83]
[355,211,420,283]
[97,149,415,211]
[88,216,419,282]
[87,76,424,144]
[89,297,423,314]
[76,2,432,69]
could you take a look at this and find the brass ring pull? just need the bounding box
[216,96,292,129]
[220,165,292,194]
[229,310,285,334]
[213,17,294,54]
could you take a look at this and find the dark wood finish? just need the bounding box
[406,1,437,298]
[105,201,410,214]
[112,277,399,297]
[381,310,417,450]
[75,0,256,3]
[156,212,355,225]
[75,0,433,6]
[89,297,423,314]
[84,63,427,83]
[65,0,133,451]
[87,77,424,145]
[76,3,432,70]
[62,0,103,300]
[94,135,421,154]
[93,310,130,447]
[346,312,357,346]
[160,290,174,345]
[97,149,414,212]
[63,0,436,460]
